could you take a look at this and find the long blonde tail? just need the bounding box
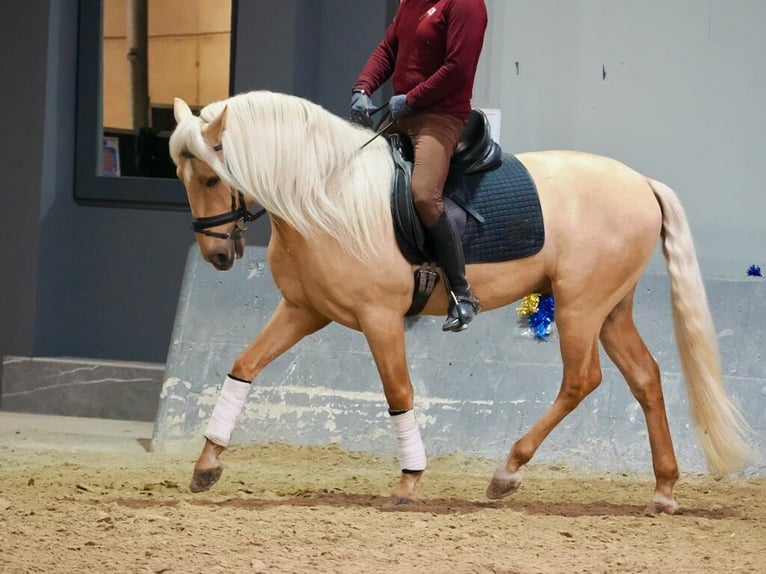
[649,178,753,474]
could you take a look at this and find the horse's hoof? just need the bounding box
[643,494,679,516]
[189,465,223,493]
[486,468,523,500]
[385,495,421,508]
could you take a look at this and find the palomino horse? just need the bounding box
[169,90,751,514]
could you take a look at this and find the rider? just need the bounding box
[349,0,488,332]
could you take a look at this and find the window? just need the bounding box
[75,0,236,207]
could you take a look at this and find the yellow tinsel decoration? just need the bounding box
[516,293,540,317]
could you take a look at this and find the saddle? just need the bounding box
[387,109,545,315]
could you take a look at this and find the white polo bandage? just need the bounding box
[204,375,251,447]
[390,409,427,471]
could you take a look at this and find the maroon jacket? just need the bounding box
[354,0,487,120]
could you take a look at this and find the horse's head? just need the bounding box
[171,90,395,266]
[170,98,262,271]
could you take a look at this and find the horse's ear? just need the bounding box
[173,97,194,124]
[203,105,228,146]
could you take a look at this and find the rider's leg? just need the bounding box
[427,210,480,331]
[398,113,480,332]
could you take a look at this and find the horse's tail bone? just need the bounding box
[648,178,754,475]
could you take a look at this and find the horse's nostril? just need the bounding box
[209,251,232,270]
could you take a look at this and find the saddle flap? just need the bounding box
[389,142,427,259]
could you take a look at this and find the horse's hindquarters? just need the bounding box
[520,151,662,292]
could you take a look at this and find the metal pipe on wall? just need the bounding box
[126,0,149,130]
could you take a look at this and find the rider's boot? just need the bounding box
[427,211,481,332]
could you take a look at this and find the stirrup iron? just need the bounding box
[442,290,481,333]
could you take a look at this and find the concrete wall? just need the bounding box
[153,247,765,476]
[1,356,163,422]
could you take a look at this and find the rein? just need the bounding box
[189,143,267,240]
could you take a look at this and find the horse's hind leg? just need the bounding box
[599,290,680,514]
[487,313,603,499]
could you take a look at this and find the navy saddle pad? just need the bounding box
[393,153,545,265]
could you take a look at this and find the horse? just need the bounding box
[168,90,752,514]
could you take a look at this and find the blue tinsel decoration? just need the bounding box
[528,294,555,341]
[747,265,762,277]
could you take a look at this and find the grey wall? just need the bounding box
[0,1,195,367]
[234,1,395,117]
[227,0,398,246]
[0,0,49,359]
[473,0,766,276]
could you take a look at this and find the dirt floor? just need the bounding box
[1,420,764,574]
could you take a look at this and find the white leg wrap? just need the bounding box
[204,376,251,447]
[390,410,427,471]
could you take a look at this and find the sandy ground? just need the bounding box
[0,414,764,574]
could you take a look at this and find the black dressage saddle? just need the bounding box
[387,109,546,315]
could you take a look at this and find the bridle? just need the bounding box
[188,143,267,240]
[191,188,266,240]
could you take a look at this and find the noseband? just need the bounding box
[188,143,267,240]
[190,190,266,240]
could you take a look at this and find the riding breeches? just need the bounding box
[394,113,465,228]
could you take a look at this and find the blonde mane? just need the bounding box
[170,90,395,261]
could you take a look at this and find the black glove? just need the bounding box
[389,94,412,120]
[349,89,374,128]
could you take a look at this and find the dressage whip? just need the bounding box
[360,119,395,149]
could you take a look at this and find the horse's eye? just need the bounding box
[205,176,220,188]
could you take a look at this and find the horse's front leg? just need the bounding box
[190,298,330,492]
[360,310,425,503]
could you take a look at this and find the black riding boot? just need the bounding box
[427,212,481,332]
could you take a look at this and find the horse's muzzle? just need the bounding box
[207,249,234,271]
[204,235,245,271]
